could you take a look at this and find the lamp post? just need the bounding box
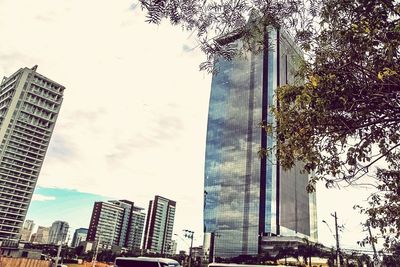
[174,233,190,266]
[55,229,69,266]
[92,233,102,267]
[366,221,380,266]
[183,230,194,267]
[332,212,341,267]
[322,212,341,267]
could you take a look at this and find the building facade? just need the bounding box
[127,206,146,251]
[0,66,64,241]
[203,29,317,259]
[87,200,145,251]
[20,219,35,241]
[48,221,69,245]
[71,228,88,247]
[33,226,50,244]
[143,195,176,254]
[168,240,177,255]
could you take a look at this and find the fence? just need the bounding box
[0,257,51,267]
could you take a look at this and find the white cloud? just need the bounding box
[32,194,56,202]
[0,0,208,250]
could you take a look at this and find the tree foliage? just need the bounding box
[138,0,318,72]
[138,0,400,249]
[355,169,400,248]
[274,0,400,188]
[273,0,400,248]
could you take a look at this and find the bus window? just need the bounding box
[115,259,159,267]
[160,263,180,267]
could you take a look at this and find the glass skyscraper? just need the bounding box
[203,29,317,259]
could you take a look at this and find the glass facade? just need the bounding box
[204,29,317,259]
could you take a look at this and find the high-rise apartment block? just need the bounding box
[33,226,50,244]
[20,219,35,241]
[87,200,145,250]
[71,228,88,247]
[0,66,64,241]
[143,195,176,254]
[48,220,69,245]
[127,206,146,251]
[203,29,317,258]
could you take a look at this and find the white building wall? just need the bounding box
[0,66,64,241]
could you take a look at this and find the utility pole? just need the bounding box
[62,234,70,264]
[55,230,68,266]
[55,242,62,266]
[212,232,221,263]
[92,235,102,267]
[184,230,194,267]
[367,222,380,266]
[332,212,341,267]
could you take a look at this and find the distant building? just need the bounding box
[0,66,65,241]
[79,241,94,253]
[143,195,176,254]
[33,226,50,244]
[48,221,69,245]
[71,228,88,248]
[29,233,36,243]
[192,246,205,261]
[20,220,35,241]
[127,206,146,251]
[168,240,177,255]
[87,200,145,250]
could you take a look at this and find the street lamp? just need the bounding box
[92,235,101,267]
[55,229,69,266]
[183,230,194,267]
[322,212,341,267]
[92,229,105,267]
[322,220,335,240]
[173,233,190,246]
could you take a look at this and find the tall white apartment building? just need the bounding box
[0,66,64,241]
[143,195,176,254]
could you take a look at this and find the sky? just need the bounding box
[0,0,377,253]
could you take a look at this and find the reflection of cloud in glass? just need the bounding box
[204,31,316,258]
[204,47,264,257]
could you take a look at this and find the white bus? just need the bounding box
[114,257,181,267]
[208,264,295,267]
